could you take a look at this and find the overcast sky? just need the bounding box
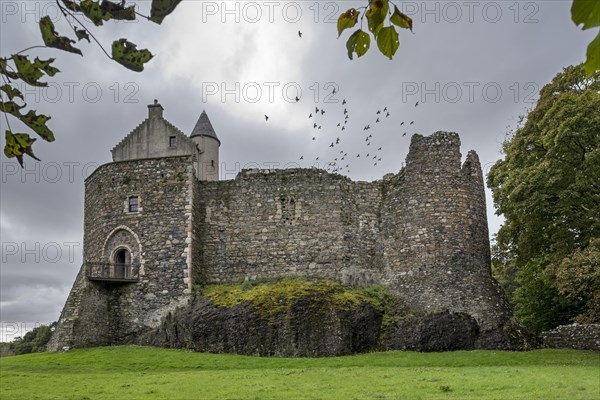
[0,0,594,341]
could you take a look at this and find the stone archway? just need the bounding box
[102,226,143,277]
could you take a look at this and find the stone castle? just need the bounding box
[49,101,512,351]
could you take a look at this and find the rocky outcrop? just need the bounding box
[384,311,480,351]
[140,297,382,357]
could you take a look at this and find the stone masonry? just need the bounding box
[49,103,512,351]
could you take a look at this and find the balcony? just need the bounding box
[86,262,140,283]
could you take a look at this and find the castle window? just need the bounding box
[128,196,139,213]
[280,195,296,225]
[169,136,177,148]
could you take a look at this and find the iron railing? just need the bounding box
[86,262,139,282]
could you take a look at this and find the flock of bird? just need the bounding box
[260,30,421,176]
[264,93,420,175]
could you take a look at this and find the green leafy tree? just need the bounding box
[487,64,600,332]
[551,238,600,323]
[9,322,56,355]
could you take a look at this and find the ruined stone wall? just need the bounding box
[379,132,509,331]
[195,169,383,286]
[195,132,510,332]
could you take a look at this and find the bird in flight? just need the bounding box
[330,142,334,147]
[309,113,312,118]
[341,126,345,131]
[337,123,341,127]
[300,155,303,160]
[332,88,336,95]
[314,123,317,128]
[295,96,300,102]
[415,101,419,107]
[378,147,382,151]
[376,118,380,123]
[386,112,390,117]
[344,108,348,115]
[400,121,404,126]
[264,115,269,121]
[410,121,414,125]
[383,107,387,112]
[402,132,407,136]
[298,30,302,38]
[376,110,381,115]
[321,109,325,115]
[315,107,319,113]
[342,99,347,105]
[312,137,316,140]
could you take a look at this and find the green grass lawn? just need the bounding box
[0,346,598,400]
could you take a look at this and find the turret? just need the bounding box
[190,110,220,181]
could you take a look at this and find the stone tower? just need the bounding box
[190,110,220,181]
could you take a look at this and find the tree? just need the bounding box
[9,322,56,355]
[487,64,600,332]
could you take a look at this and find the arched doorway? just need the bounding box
[113,248,130,278]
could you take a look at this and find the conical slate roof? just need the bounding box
[190,110,219,143]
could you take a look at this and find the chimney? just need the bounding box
[148,99,164,119]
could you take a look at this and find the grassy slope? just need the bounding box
[0,346,598,400]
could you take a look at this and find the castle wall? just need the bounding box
[379,132,509,330]
[196,169,384,286]
[195,132,510,331]
[51,156,196,348]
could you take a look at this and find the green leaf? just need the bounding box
[39,16,83,56]
[150,0,183,24]
[18,110,55,142]
[337,8,360,38]
[74,27,90,42]
[0,84,24,101]
[376,26,399,60]
[390,5,413,31]
[0,100,25,115]
[4,131,40,167]
[571,0,600,29]
[0,58,19,80]
[346,29,371,60]
[111,39,153,72]
[100,0,136,21]
[584,31,600,76]
[365,0,389,36]
[11,55,59,87]
[79,0,113,26]
[61,0,83,13]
